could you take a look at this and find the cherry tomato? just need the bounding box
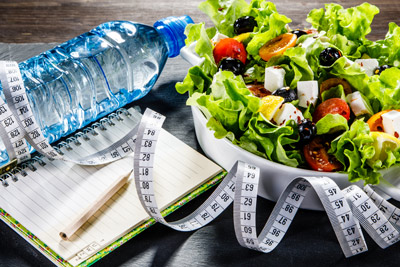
[259,33,297,61]
[303,137,343,172]
[312,98,350,123]
[213,38,247,65]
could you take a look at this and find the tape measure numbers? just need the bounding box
[0,60,400,258]
[133,108,400,258]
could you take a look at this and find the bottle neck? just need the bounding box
[154,15,194,58]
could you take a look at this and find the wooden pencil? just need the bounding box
[59,171,132,241]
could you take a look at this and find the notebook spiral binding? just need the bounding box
[0,107,134,187]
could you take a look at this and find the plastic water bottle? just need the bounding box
[0,15,193,164]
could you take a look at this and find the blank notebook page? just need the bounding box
[0,110,222,266]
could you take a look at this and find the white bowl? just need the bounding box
[191,106,366,210]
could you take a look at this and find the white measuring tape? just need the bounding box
[133,108,400,258]
[0,60,400,258]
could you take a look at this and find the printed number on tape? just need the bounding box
[1,61,400,258]
[133,108,400,258]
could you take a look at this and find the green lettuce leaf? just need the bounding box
[187,71,260,137]
[367,67,400,110]
[329,120,378,184]
[325,57,370,95]
[365,22,400,67]
[302,104,314,121]
[303,38,366,80]
[302,38,332,77]
[316,114,349,135]
[187,69,302,167]
[175,23,217,96]
[184,23,217,75]
[206,117,235,141]
[306,3,379,42]
[198,0,291,60]
[328,34,366,59]
[306,3,378,62]
[241,116,302,167]
[330,119,400,184]
[198,0,249,37]
[306,4,342,38]
[246,12,291,59]
[321,85,345,102]
[247,0,279,31]
[243,63,265,84]
[266,47,314,89]
[176,66,213,95]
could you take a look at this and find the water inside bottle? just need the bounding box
[0,20,169,164]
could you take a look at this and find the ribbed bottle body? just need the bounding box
[0,21,169,163]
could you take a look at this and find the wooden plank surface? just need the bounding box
[0,0,400,43]
[1,1,400,267]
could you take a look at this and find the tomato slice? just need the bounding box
[303,137,343,172]
[259,33,297,61]
[320,78,352,97]
[213,38,247,65]
[367,109,400,131]
[313,98,351,123]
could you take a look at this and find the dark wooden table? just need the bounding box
[1,1,400,267]
[1,0,400,43]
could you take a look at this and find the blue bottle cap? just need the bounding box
[154,15,194,58]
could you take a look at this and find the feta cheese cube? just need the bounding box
[346,91,372,116]
[211,32,229,46]
[297,81,319,108]
[180,43,205,66]
[264,66,286,93]
[355,59,379,76]
[382,110,400,138]
[273,103,304,126]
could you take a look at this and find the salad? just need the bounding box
[176,0,400,185]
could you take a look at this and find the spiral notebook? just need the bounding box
[0,108,223,266]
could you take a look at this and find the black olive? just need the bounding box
[218,57,245,75]
[319,47,343,67]
[291,29,307,38]
[234,16,257,35]
[298,119,316,144]
[272,87,297,103]
[374,65,391,75]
